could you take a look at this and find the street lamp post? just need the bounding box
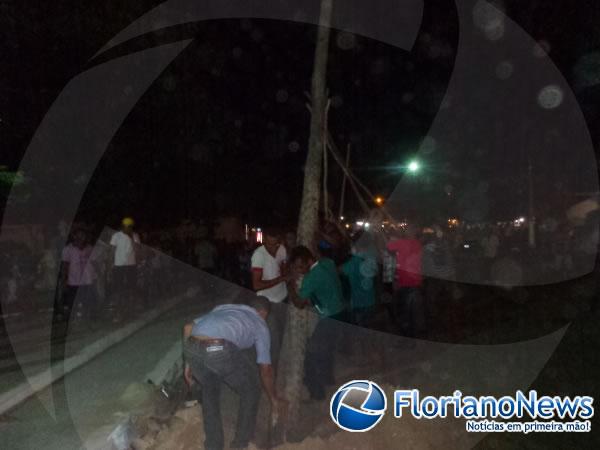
[528,157,536,248]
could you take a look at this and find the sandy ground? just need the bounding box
[130,383,488,450]
[129,326,598,450]
[129,289,600,450]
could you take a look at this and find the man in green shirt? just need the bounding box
[341,251,377,325]
[288,246,345,400]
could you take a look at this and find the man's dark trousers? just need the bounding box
[267,300,287,367]
[304,314,342,400]
[393,287,420,337]
[184,339,261,450]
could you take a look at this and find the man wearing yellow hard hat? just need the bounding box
[109,217,141,321]
[121,217,135,228]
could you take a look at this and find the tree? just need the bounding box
[278,0,334,438]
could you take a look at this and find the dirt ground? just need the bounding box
[130,383,489,450]
[129,285,600,450]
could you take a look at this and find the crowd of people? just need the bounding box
[0,213,590,450]
[0,217,259,326]
[180,214,597,450]
[180,221,462,450]
[0,212,583,333]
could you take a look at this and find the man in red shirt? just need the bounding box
[386,225,422,337]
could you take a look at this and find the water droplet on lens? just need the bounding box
[538,85,564,109]
[275,89,289,103]
[495,60,513,79]
[336,31,357,50]
[288,141,300,152]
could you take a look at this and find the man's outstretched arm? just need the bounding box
[182,323,193,386]
[259,364,278,404]
[252,269,288,291]
[287,280,310,309]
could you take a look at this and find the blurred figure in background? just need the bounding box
[381,242,397,331]
[482,226,500,259]
[1,246,21,311]
[481,225,500,281]
[553,223,574,274]
[341,235,377,327]
[36,230,59,292]
[60,228,99,326]
[238,239,257,289]
[109,217,140,321]
[422,225,456,338]
[386,224,423,338]
[283,230,297,261]
[317,220,350,265]
[194,225,217,275]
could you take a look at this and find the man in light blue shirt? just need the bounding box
[182,296,283,450]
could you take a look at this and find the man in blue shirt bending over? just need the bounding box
[182,296,283,450]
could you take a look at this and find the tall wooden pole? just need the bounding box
[296,0,333,247]
[528,156,536,248]
[338,143,351,219]
[323,99,331,219]
[279,0,334,437]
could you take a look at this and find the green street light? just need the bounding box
[407,160,420,173]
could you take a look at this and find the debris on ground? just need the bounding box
[134,383,478,450]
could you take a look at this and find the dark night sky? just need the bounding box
[1,0,600,227]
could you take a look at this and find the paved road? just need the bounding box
[0,300,183,395]
[0,295,214,450]
[0,312,128,395]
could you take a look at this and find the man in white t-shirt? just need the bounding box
[251,228,289,365]
[109,217,141,320]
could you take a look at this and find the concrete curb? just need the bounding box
[84,294,221,450]
[0,287,198,415]
[144,339,183,387]
[82,341,185,450]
